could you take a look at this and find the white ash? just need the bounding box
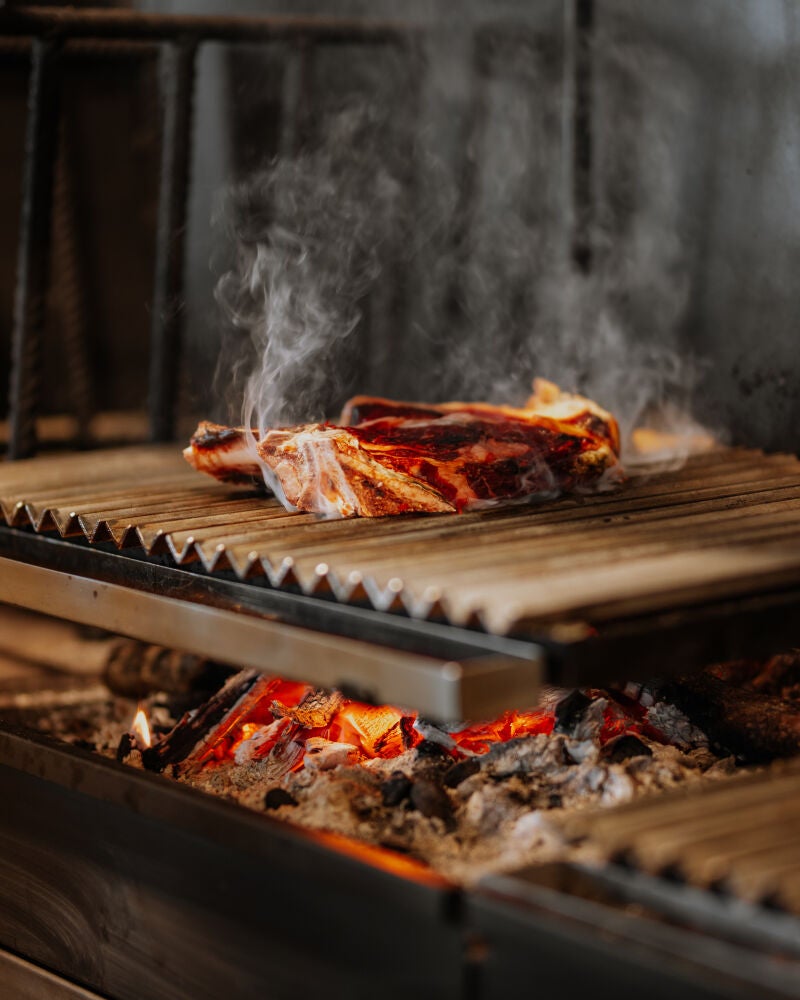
[181,727,733,885]
[15,683,743,886]
[646,701,709,750]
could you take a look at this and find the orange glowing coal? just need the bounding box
[132,704,152,749]
[192,676,665,775]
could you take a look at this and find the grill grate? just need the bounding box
[1,445,800,636]
[558,758,800,916]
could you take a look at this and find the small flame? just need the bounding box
[631,426,717,458]
[132,704,152,749]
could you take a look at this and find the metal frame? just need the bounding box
[4,523,800,699]
[0,724,465,1000]
[1,5,414,456]
[2,721,798,1000]
[2,3,594,457]
[473,865,800,999]
[0,526,545,721]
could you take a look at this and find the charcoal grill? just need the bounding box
[3,4,800,999]
[1,444,800,719]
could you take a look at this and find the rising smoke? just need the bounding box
[212,18,715,460]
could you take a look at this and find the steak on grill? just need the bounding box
[184,380,622,518]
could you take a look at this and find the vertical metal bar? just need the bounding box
[8,37,62,460]
[52,121,95,448]
[148,36,197,443]
[571,0,594,273]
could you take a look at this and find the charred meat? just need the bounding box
[184,380,622,517]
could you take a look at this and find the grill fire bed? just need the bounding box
[3,722,799,1000]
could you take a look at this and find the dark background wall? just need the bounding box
[1,0,798,452]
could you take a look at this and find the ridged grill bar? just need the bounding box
[2,446,800,636]
[559,758,800,916]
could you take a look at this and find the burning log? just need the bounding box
[658,672,800,763]
[270,687,344,728]
[141,670,264,773]
[103,640,233,699]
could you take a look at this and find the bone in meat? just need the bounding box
[185,382,622,517]
[257,411,620,517]
[183,421,263,485]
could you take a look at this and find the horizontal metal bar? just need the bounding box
[0,6,413,44]
[0,554,542,721]
[0,947,104,1000]
[0,525,548,664]
[475,867,800,998]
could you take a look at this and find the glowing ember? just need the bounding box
[192,676,671,775]
[131,704,152,749]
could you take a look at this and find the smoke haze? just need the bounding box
[212,18,716,459]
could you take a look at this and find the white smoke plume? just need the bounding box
[212,18,717,470]
[213,103,409,432]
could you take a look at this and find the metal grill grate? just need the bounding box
[1,445,800,633]
[558,758,800,916]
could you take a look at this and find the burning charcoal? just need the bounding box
[601,734,653,763]
[554,689,593,736]
[272,688,343,729]
[646,702,708,750]
[414,719,457,752]
[303,737,361,770]
[233,718,290,764]
[380,770,412,807]
[141,670,262,773]
[264,788,298,810]
[409,778,454,828]
[415,739,452,763]
[443,757,480,788]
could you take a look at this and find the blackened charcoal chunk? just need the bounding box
[116,732,135,763]
[554,689,593,736]
[415,739,452,762]
[264,787,298,810]
[443,757,480,788]
[410,778,454,828]
[381,771,413,807]
[602,734,653,763]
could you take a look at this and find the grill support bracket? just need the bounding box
[0,552,543,722]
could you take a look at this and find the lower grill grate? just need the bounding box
[559,758,800,915]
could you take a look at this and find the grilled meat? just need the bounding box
[342,378,621,455]
[185,381,622,518]
[183,422,262,485]
[256,423,457,516]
